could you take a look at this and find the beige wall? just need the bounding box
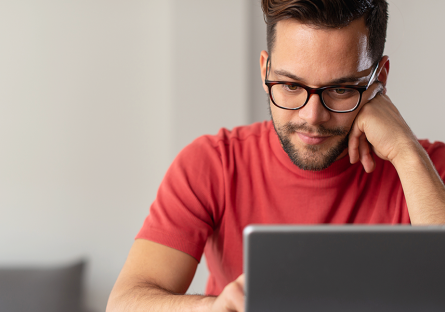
[0,1,444,311]
[0,1,174,311]
[0,0,248,310]
[384,0,445,142]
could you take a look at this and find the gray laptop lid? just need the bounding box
[244,225,445,312]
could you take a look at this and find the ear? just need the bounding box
[259,50,269,94]
[377,55,390,88]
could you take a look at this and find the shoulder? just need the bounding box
[169,121,272,171]
[159,121,273,223]
[170,121,273,180]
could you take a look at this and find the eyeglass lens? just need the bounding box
[270,85,361,111]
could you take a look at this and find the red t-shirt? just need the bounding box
[136,121,445,295]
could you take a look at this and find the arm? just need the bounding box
[391,141,445,224]
[106,239,245,312]
[348,85,445,224]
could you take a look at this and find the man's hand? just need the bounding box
[348,84,419,173]
[107,239,246,312]
[347,82,445,224]
[210,274,245,312]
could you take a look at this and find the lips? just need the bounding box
[297,132,330,145]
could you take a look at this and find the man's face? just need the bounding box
[261,18,379,171]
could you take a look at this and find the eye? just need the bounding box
[326,88,355,97]
[324,87,358,100]
[333,88,348,94]
[283,84,301,91]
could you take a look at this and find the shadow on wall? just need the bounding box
[0,260,92,312]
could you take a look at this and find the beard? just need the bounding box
[270,111,350,171]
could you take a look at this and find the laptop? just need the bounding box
[243,225,445,312]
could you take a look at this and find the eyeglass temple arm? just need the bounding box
[265,57,271,80]
[366,63,380,88]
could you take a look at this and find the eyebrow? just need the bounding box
[273,69,366,85]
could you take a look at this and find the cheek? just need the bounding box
[331,113,357,132]
[340,110,358,132]
[270,104,297,125]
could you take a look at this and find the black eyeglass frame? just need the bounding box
[264,57,380,113]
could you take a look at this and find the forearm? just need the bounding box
[393,142,445,224]
[106,281,215,312]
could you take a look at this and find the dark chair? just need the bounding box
[0,260,87,312]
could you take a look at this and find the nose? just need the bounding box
[298,93,331,125]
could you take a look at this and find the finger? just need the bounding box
[222,276,245,312]
[228,282,245,312]
[358,133,375,173]
[236,274,245,287]
[231,274,245,311]
[348,122,363,164]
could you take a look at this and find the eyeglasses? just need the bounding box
[264,58,379,113]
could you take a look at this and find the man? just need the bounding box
[107,0,445,311]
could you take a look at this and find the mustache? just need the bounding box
[283,122,348,136]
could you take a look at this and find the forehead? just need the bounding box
[272,18,372,84]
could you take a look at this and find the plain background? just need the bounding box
[0,1,444,311]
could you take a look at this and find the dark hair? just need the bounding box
[261,0,388,64]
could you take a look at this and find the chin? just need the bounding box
[283,134,349,171]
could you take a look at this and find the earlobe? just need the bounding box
[259,50,269,93]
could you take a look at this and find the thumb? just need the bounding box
[236,274,245,288]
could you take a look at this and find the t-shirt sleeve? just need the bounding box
[422,140,445,182]
[136,135,225,262]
